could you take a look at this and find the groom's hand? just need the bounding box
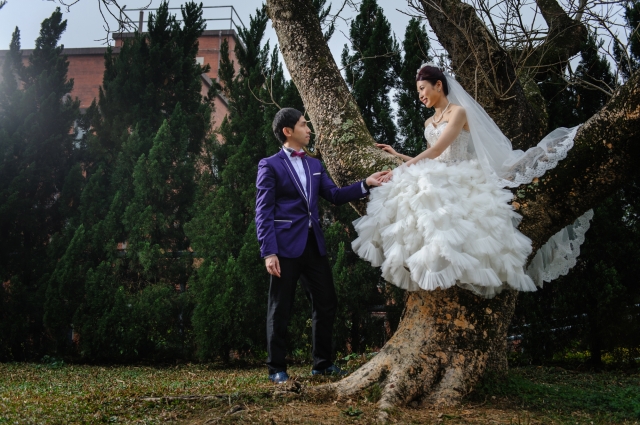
[265,255,281,278]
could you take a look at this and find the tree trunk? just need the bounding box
[311,287,517,421]
[266,0,640,416]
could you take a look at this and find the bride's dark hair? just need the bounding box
[416,65,449,96]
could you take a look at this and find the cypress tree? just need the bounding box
[341,0,400,148]
[0,10,80,360]
[323,204,404,356]
[328,11,428,355]
[43,1,214,361]
[394,18,432,157]
[187,8,274,262]
[614,0,640,81]
[573,33,617,122]
[187,5,401,361]
[312,0,335,42]
[514,34,635,366]
[186,7,297,360]
[513,190,640,366]
[538,73,578,131]
[539,32,616,131]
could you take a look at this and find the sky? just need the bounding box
[0,0,426,78]
[0,0,626,88]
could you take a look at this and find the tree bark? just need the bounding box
[265,0,400,215]
[528,0,589,78]
[266,0,640,416]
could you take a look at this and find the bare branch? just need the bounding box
[338,51,400,73]
[338,27,400,75]
[47,0,150,43]
[325,0,358,28]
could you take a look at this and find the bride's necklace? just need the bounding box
[432,101,451,124]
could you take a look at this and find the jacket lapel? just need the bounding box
[278,149,308,203]
[303,157,312,206]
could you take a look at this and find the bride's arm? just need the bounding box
[396,153,413,162]
[375,143,413,162]
[405,108,467,167]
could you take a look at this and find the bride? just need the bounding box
[352,64,592,298]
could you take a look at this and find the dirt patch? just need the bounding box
[182,399,588,424]
[181,376,637,425]
[176,365,640,424]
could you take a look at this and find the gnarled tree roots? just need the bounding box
[305,287,517,422]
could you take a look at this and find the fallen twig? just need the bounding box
[140,394,227,402]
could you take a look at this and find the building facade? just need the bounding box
[0,28,241,128]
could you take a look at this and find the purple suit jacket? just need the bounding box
[255,149,368,259]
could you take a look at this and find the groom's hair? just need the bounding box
[273,108,303,143]
[416,65,449,95]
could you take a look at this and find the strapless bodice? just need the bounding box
[424,121,472,163]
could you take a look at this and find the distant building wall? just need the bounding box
[113,29,240,84]
[0,29,240,123]
[65,47,118,110]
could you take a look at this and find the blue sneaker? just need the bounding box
[268,371,289,384]
[311,364,347,376]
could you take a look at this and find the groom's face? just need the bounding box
[284,116,311,147]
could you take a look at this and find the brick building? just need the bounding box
[0,28,241,127]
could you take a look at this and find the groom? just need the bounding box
[255,108,386,383]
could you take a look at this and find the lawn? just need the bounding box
[1,360,638,424]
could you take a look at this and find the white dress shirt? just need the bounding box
[284,147,309,199]
[284,147,367,195]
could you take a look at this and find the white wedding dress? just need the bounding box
[352,121,592,298]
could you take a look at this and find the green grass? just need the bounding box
[472,366,640,423]
[0,361,305,424]
[1,361,638,424]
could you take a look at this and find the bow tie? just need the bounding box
[290,150,306,158]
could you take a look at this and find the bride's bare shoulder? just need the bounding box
[449,104,466,116]
[447,104,469,130]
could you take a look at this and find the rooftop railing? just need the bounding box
[122,5,246,32]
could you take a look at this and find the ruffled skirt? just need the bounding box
[353,159,538,298]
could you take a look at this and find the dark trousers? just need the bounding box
[266,230,337,374]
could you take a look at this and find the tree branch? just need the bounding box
[522,0,588,78]
[408,0,546,148]
[517,71,640,251]
[47,0,149,43]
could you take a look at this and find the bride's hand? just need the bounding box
[366,171,390,187]
[380,170,393,183]
[376,143,398,157]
